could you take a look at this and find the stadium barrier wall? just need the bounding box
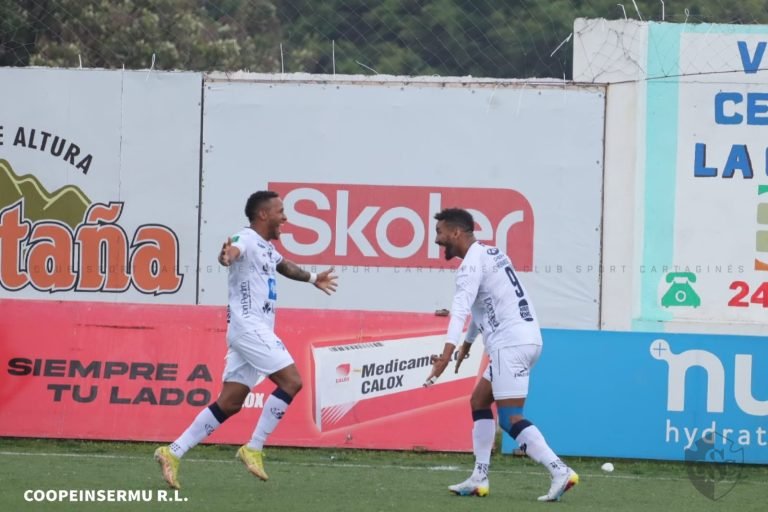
[0,66,608,452]
[199,74,606,330]
[2,43,767,460]
[501,329,768,464]
[576,18,768,337]
[4,298,766,463]
[0,298,481,451]
[0,68,202,305]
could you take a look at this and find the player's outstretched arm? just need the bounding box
[277,260,338,295]
[218,237,241,267]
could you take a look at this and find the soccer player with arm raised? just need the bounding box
[155,191,337,489]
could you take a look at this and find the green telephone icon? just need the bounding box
[661,272,701,308]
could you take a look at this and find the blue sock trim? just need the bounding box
[208,402,229,423]
[497,406,525,433]
[509,419,533,439]
[272,388,293,405]
[472,409,494,421]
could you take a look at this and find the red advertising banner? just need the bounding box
[0,299,481,451]
[270,182,534,269]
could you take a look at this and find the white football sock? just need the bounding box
[515,424,567,476]
[472,418,495,479]
[170,406,222,458]
[247,393,290,450]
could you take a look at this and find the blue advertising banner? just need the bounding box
[502,329,768,464]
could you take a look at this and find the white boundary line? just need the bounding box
[0,450,752,484]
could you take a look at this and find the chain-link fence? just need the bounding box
[1,0,766,79]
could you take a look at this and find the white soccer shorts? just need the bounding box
[222,324,294,388]
[482,344,542,400]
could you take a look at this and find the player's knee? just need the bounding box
[497,406,525,434]
[469,392,493,410]
[219,401,243,417]
[469,395,484,410]
[211,400,239,421]
[281,377,303,397]
[507,419,533,440]
[291,378,303,395]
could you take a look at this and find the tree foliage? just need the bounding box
[1,0,281,71]
[1,0,767,77]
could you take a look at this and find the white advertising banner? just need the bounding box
[0,68,201,304]
[200,76,604,328]
[312,333,485,432]
[639,25,768,326]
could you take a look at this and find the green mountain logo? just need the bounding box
[0,159,91,230]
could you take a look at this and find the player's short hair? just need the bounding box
[434,208,474,233]
[245,191,280,221]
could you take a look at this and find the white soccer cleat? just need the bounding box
[537,468,579,502]
[448,476,489,497]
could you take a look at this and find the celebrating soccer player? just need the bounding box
[426,207,578,502]
[155,191,337,489]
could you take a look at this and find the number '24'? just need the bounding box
[728,281,768,307]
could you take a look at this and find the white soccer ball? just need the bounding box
[601,462,614,473]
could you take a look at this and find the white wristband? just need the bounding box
[308,272,317,284]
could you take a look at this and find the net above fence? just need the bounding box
[2,1,768,80]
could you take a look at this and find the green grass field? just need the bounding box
[1,438,766,511]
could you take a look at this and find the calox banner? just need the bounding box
[0,299,485,451]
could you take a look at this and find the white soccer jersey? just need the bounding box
[226,228,283,339]
[446,241,542,352]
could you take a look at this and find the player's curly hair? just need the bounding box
[245,191,279,221]
[434,208,474,232]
